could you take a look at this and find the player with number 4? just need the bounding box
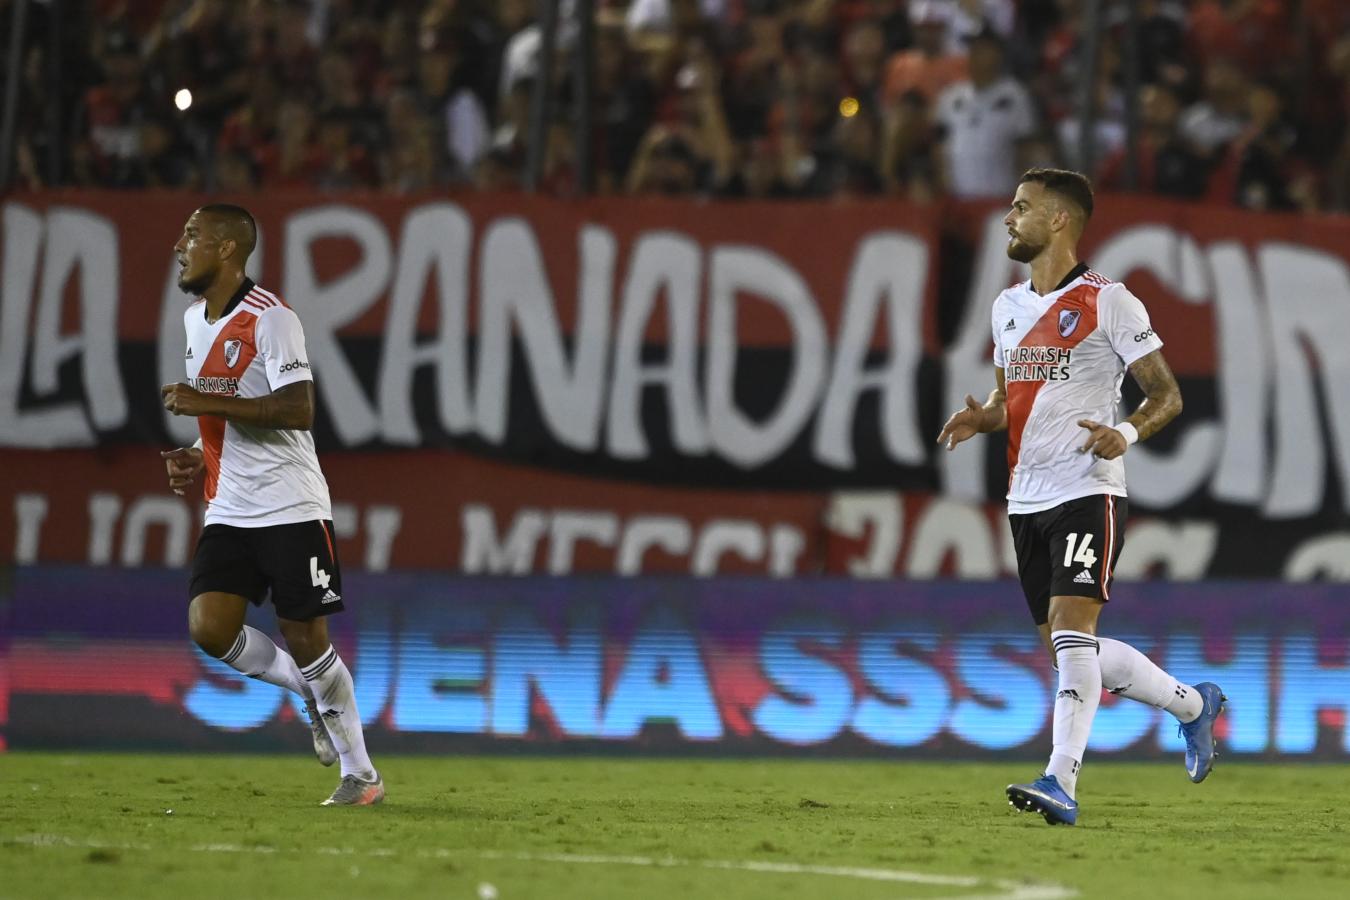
[938,170,1225,826]
[160,204,382,806]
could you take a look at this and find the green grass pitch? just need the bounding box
[1,753,1347,899]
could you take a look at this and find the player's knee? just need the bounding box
[187,603,236,658]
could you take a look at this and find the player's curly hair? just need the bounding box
[1020,168,1094,220]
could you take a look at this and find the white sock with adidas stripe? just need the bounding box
[1098,637,1203,723]
[301,646,375,780]
[1045,630,1102,799]
[219,625,313,701]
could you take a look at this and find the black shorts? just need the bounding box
[189,520,344,621]
[1008,494,1127,626]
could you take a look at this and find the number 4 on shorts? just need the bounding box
[310,556,331,589]
[1063,533,1098,568]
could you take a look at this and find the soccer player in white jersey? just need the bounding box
[937,169,1225,826]
[159,204,382,806]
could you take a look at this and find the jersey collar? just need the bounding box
[208,277,255,321]
[1051,262,1089,293]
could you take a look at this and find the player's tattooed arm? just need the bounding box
[1077,349,1183,459]
[938,368,1008,450]
[1124,349,1183,440]
[261,381,315,429]
[224,381,316,430]
[162,381,315,430]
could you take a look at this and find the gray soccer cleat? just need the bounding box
[321,773,384,807]
[304,699,338,767]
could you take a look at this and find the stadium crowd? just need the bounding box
[7,0,1350,211]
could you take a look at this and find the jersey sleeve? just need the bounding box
[1102,284,1163,366]
[255,307,314,390]
[991,302,1006,367]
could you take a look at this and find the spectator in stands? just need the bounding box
[721,2,782,144]
[72,33,169,187]
[217,71,282,172]
[594,15,657,191]
[627,127,701,195]
[8,34,54,189]
[627,41,734,195]
[720,136,795,199]
[810,103,886,198]
[933,27,1036,199]
[476,142,525,192]
[1097,82,1207,199]
[627,0,728,40]
[1125,0,1189,88]
[213,149,259,192]
[880,87,938,200]
[883,1,968,108]
[314,111,379,190]
[157,0,250,132]
[1187,0,1291,77]
[1327,29,1350,211]
[944,0,1016,54]
[384,118,443,193]
[842,17,888,112]
[1178,57,1249,162]
[1056,37,1127,173]
[256,98,322,188]
[1213,81,1317,211]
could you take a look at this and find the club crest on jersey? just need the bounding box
[223,339,242,368]
[1058,309,1081,338]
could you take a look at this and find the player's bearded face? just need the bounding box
[1004,184,1052,263]
[1006,227,1046,263]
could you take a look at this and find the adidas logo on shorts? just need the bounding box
[321,589,342,604]
[1073,570,1095,585]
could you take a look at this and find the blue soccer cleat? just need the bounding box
[1006,774,1078,826]
[1177,682,1227,783]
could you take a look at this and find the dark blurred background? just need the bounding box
[3,0,1348,210]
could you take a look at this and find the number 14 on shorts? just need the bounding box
[1063,533,1097,567]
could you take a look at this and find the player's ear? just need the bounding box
[1050,204,1071,234]
[218,237,237,261]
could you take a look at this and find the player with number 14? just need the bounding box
[938,169,1225,826]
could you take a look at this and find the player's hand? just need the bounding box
[937,394,988,451]
[161,382,211,417]
[161,446,204,496]
[1078,419,1128,459]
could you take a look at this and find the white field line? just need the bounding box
[4,834,1077,900]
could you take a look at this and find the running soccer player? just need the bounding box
[160,204,382,806]
[937,169,1224,826]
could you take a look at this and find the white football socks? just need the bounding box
[1098,637,1203,723]
[220,625,313,701]
[1046,630,1102,799]
[301,646,375,780]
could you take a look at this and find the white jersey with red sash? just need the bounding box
[183,279,331,527]
[992,267,1163,515]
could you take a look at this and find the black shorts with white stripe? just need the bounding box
[1008,494,1128,625]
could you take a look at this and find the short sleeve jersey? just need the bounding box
[991,265,1163,514]
[183,279,332,527]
